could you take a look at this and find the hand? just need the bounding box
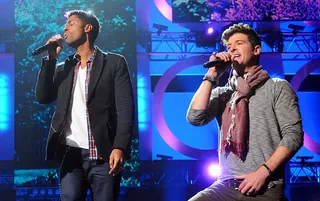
[108,148,125,176]
[46,34,63,59]
[206,52,232,77]
[234,166,270,196]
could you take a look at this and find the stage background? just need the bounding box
[136,0,320,162]
[0,0,319,200]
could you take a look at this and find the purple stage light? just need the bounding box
[208,163,221,177]
[64,11,71,18]
[207,27,214,34]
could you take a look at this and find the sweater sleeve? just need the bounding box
[186,86,231,126]
[274,79,304,153]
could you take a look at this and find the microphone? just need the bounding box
[203,59,225,68]
[31,42,59,56]
[203,54,239,68]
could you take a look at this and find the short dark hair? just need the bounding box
[221,23,261,48]
[68,10,101,43]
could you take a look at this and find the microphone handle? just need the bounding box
[31,42,58,56]
[203,59,224,68]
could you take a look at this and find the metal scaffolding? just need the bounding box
[0,164,14,186]
[137,31,320,61]
[288,157,320,184]
[0,31,14,53]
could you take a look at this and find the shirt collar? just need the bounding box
[73,46,97,63]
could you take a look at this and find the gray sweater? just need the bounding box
[187,78,304,182]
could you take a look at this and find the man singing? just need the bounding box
[187,23,303,201]
[35,10,135,201]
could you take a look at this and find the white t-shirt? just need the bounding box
[65,66,89,149]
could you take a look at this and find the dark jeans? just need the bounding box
[188,180,288,201]
[59,147,121,201]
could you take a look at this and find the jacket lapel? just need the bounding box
[88,48,107,100]
[63,55,77,98]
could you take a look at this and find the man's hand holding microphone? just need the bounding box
[31,34,63,59]
[203,52,236,85]
[46,34,64,59]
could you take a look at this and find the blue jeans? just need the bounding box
[59,147,121,201]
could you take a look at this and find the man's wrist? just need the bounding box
[113,147,125,153]
[203,74,219,86]
[261,163,272,178]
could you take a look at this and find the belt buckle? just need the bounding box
[267,181,276,189]
[231,179,243,190]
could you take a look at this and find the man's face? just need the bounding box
[226,33,260,68]
[63,15,86,48]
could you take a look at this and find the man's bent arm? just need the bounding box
[35,57,59,104]
[265,80,304,174]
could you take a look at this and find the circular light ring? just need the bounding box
[152,55,217,159]
[153,57,320,157]
[290,59,320,154]
[153,0,172,21]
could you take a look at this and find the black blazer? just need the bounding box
[35,47,135,161]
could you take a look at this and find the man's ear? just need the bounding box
[84,24,93,33]
[253,45,261,56]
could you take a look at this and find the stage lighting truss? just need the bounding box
[0,31,14,53]
[139,160,218,186]
[0,164,13,186]
[137,30,320,62]
[0,171,13,185]
[288,157,320,184]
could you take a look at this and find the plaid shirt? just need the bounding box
[72,49,100,160]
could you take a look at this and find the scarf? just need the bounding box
[221,66,270,161]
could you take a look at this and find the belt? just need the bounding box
[222,179,276,190]
[221,179,243,189]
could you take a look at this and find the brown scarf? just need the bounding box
[221,66,270,161]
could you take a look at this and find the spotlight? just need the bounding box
[48,189,53,195]
[32,189,38,195]
[288,24,305,34]
[193,30,219,47]
[55,189,60,195]
[64,11,71,18]
[40,189,46,195]
[207,163,221,177]
[207,27,214,35]
[152,23,168,35]
[156,154,173,160]
[296,156,313,163]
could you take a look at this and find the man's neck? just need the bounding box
[76,43,95,68]
[244,65,259,73]
[234,63,259,76]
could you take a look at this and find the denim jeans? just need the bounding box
[59,147,121,201]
